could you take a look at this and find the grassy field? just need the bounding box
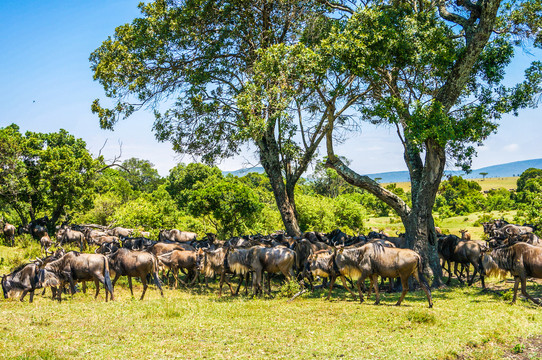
[387,177,519,193]
[1,244,542,359]
[365,210,518,239]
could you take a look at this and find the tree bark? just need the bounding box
[257,133,302,237]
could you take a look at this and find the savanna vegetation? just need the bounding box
[2,0,542,358]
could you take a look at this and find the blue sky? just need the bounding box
[1,1,541,176]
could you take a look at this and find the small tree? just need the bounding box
[480,172,488,180]
[188,177,264,238]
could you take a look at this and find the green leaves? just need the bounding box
[0,125,99,227]
[188,176,264,238]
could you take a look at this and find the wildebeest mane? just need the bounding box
[9,262,32,274]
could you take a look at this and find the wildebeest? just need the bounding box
[254,246,296,295]
[481,243,542,305]
[57,227,87,251]
[40,234,53,255]
[196,247,238,297]
[1,221,16,246]
[459,229,471,241]
[149,242,195,257]
[37,252,114,302]
[107,248,163,300]
[293,239,330,276]
[1,263,42,302]
[438,235,487,287]
[157,250,199,287]
[159,229,197,243]
[510,233,542,247]
[121,237,156,251]
[338,243,433,307]
[306,249,358,300]
[107,226,133,238]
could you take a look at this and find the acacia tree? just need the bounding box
[316,0,542,281]
[90,0,334,236]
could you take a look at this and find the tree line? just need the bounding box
[1,122,541,242]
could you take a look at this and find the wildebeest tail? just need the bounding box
[103,258,114,295]
[151,255,163,291]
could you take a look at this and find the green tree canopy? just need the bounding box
[0,124,100,229]
[117,157,164,193]
[90,0,336,236]
[188,176,264,238]
[166,162,223,209]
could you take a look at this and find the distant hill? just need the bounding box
[222,166,265,177]
[365,158,542,183]
[222,159,542,183]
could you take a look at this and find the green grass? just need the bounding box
[1,241,542,359]
[365,210,518,239]
[385,176,518,193]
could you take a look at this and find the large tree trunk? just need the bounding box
[257,134,302,237]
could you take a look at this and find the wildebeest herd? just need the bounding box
[1,218,541,308]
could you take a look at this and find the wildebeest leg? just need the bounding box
[94,279,101,299]
[339,275,357,301]
[446,260,452,285]
[20,290,29,302]
[519,276,541,305]
[266,272,272,295]
[454,263,465,284]
[234,274,243,295]
[467,263,478,286]
[189,270,199,286]
[357,277,365,304]
[326,275,337,300]
[140,274,148,300]
[396,276,410,306]
[512,276,520,303]
[371,274,380,305]
[112,273,121,289]
[128,276,134,297]
[82,281,87,294]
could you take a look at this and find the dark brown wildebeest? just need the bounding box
[121,237,156,251]
[83,228,108,246]
[107,226,133,238]
[293,239,331,277]
[451,240,487,287]
[37,252,114,302]
[196,247,237,297]
[1,221,16,247]
[254,246,296,295]
[40,234,53,255]
[107,248,163,300]
[481,243,542,305]
[157,250,199,288]
[1,263,42,302]
[306,249,358,301]
[509,233,542,247]
[338,243,433,307]
[57,227,87,251]
[159,229,197,243]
